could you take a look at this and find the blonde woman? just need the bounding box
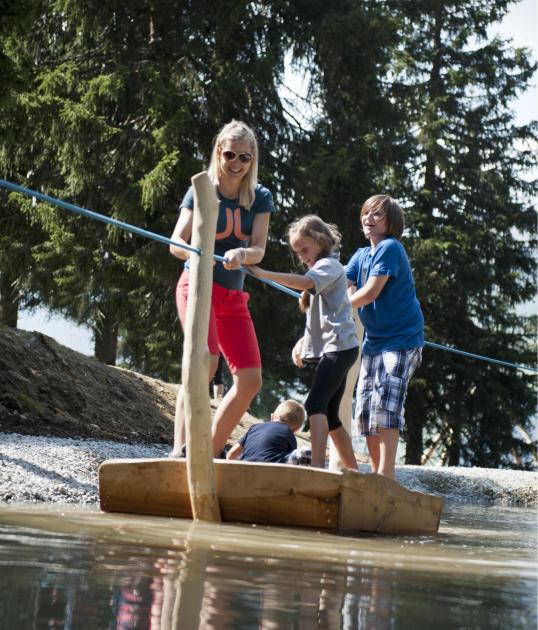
[170,120,275,457]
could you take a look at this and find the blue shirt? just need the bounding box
[239,421,297,463]
[180,184,275,290]
[345,237,424,355]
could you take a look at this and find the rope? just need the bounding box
[0,179,201,256]
[423,341,537,373]
[1,178,536,374]
[259,281,538,374]
[0,179,300,299]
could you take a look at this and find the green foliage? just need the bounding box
[391,0,537,468]
[0,0,535,467]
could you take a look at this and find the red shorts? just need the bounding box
[176,271,261,373]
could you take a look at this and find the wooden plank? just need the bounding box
[183,172,220,522]
[99,458,341,529]
[215,461,341,530]
[99,459,192,518]
[337,469,443,535]
[99,459,443,535]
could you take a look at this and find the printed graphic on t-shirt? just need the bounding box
[216,206,249,241]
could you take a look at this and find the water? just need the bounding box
[0,504,535,629]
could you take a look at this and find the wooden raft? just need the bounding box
[98,458,443,536]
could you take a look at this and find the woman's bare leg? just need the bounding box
[211,367,262,456]
[170,353,219,457]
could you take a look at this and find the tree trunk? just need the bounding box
[404,414,423,464]
[447,424,461,466]
[94,307,118,365]
[405,10,443,465]
[0,271,19,328]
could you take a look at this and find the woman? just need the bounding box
[169,120,275,457]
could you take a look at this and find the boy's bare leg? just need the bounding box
[366,429,399,479]
[365,435,380,473]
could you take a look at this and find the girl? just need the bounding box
[346,195,424,479]
[169,120,275,457]
[250,215,359,469]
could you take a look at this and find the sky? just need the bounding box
[17,0,538,357]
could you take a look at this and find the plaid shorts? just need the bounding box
[355,348,422,436]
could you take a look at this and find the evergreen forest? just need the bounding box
[1,0,536,468]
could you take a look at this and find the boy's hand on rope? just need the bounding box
[292,337,304,368]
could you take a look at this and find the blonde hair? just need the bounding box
[287,214,342,312]
[273,399,306,430]
[360,195,405,240]
[207,120,259,209]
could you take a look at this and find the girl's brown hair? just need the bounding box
[287,215,342,312]
[361,195,405,240]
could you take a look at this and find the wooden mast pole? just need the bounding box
[182,171,221,521]
[328,310,363,470]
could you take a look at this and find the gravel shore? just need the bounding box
[0,431,536,508]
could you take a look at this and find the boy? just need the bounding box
[227,400,311,465]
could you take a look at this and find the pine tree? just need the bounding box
[2,1,300,371]
[252,0,406,399]
[3,1,203,363]
[391,0,537,467]
[0,0,49,327]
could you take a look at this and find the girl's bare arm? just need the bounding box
[248,266,315,291]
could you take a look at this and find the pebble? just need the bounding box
[0,431,536,507]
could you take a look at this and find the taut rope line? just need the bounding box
[1,178,536,373]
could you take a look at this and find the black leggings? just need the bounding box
[304,347,359,431]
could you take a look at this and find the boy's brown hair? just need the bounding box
[360,195,405,240]
[273,399,306,430]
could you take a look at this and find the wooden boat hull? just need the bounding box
[99,459,443,535]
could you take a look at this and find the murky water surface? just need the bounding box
[0,504,535,629]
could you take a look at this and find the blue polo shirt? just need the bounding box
[180,184,275,290]
[239,421,297,463]
[345,237,424,355]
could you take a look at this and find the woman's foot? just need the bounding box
[168,444,187,459]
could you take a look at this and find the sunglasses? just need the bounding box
[222,150,253,163]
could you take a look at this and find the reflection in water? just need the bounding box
[0,504,535,629]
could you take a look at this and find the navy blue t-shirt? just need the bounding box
[239,421,297,463]
[180,184,275,290]
[345,237,424,355]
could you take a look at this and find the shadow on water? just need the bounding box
[0,503,535,629]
